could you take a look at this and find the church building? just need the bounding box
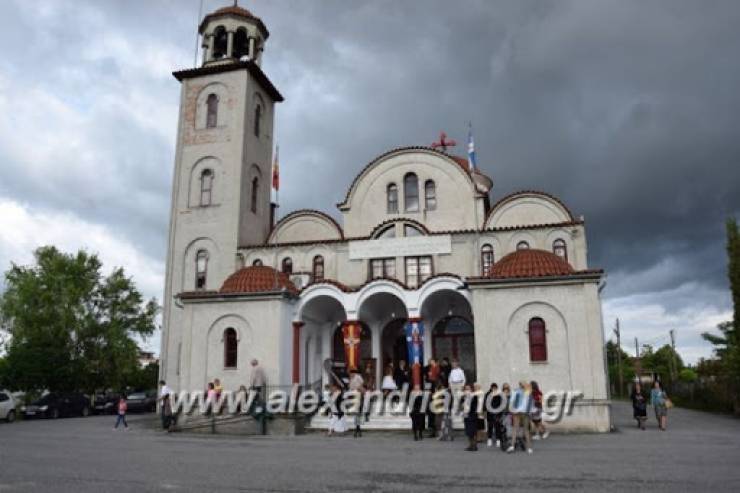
[160,4,611,432]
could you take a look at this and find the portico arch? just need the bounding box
[297,292,347,388]
[421,288,476,382]
[357,291,409,387]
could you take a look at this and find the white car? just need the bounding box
[0,389,16,422]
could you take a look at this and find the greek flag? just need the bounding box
[467,123,477,170]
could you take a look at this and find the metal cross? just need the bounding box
[431,131,457,152]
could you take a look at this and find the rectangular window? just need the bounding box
[369,258,395,280]
[405,256,432,288]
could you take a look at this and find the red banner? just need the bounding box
[342,322,361,371]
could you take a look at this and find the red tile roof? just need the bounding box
[219,266,297,294]
[488,249,574,279]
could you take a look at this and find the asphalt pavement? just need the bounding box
[1,401,739,492]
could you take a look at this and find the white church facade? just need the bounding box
[160,4,611,432]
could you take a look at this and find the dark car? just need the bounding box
[126,390,157,413]
[21,392,91,419]
[93,392,121,415]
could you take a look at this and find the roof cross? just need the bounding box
[430,131,457,152]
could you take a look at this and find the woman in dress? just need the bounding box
[410,384,426,441]
[463,384,479,451]
[381,365,398,397]
[650,380,669,431]
[630,382,648,430]
[530,381,549,440]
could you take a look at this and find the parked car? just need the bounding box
[21,392,91,419]
[93,392,121,415]
[126,390,157,413]
[0,389,17,422]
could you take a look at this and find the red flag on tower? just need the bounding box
[272,145,280,191]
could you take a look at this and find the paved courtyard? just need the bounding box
[1,401,739,492]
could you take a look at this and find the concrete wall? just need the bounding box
[470,279,609,431]
[178,295,294,392]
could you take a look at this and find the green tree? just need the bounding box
[0,246,158,394]
[701,218,740,414]
[641,343,684,386]
[606,340,635,396]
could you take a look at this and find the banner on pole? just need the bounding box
[342,322,362,371]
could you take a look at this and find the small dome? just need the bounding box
[220,266,297,294]
[198,5,268,37]
[489,249,573,279]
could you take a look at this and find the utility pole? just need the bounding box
[670,329,678,382]
[613,319,623,397]
[634,337,641,382]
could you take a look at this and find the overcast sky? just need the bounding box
[1,0,738,363]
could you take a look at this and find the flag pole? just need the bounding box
[272,144,280,290]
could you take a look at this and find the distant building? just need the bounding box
[159,4,610,431]
[138,351,158,369]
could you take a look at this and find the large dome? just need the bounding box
[489,249,573,279]
[219,266,297,294]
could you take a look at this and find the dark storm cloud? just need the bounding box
[1,0,738,359]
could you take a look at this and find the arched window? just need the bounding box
[224,328,238,368]
[404,173,419,212]
[252,259,263,266]
[516,240,530,250]
[251,176,259,213]
[403,224,423,237]
[233,28,249,59]
[424,180,437,210]
[553,239,567,261]
[312,255,325,281]
[481,244,494,276]
[282,257,293,274]
[206,94,219,128]
[195,250,208,289]
[254,104,262,137]
[529,317,547,362]
[387,183,398,213]
[200,169,214,206]
[212,26,227,59]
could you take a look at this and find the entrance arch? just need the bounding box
[298,293,347,387]
[357,291,408,387]
[421,289,476,382]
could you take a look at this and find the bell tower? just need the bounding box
[160,2,283,387]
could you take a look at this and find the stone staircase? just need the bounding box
[308,408,465,431]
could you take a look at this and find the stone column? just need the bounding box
[226,31,234,58]
[371,322,382,390]
[206,34,214,62]
[248,37,256,60]
[292,321,304,384]
[321,324,332,387]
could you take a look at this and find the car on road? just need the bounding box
[126,390,157,413]
[93,392,121,415]
[0,389,17,422]
[21,392,91,419]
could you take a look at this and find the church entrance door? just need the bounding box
[381,318,408,375]
[432,316,475,382]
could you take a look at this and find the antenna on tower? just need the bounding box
[194,0,205,66]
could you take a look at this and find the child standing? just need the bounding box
[114,395,128,429]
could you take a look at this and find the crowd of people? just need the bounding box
[326,357,551,454]
[149,356,673,447]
